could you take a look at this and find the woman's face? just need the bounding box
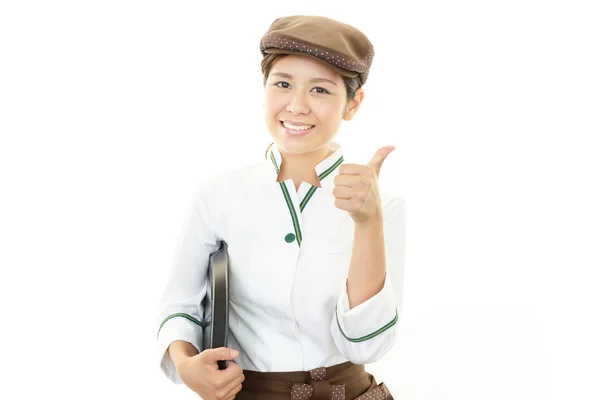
[263,54,362,156]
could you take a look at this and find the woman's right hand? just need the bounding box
[176,347,245,400]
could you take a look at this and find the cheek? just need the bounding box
[313,102,344,124]
[264,93,286,116]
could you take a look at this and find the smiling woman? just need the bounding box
[262,54,363,160]
[156,14,403,400]
[260,56,357,190]
[261,53,367,191]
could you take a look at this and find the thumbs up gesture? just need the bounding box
[333,145,395,225]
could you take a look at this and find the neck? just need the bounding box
[277,145,333,188]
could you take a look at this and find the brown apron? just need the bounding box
[236,361,393,400]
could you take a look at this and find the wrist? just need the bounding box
[168,341,198,369]
[354,215,383,229]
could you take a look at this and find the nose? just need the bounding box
[286,90,310,115]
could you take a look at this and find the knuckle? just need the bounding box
[214,378,225,388]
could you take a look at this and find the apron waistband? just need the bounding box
[241,361,367,397]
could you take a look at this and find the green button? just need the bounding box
[285,233,296,243]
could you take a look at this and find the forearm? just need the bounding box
[346,217,386,309]
[168,340,199,368]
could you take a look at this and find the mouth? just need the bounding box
[280,121,315,136]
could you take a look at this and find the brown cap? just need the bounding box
[260,15,374,86]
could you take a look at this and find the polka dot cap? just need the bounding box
[259,15,375,86]
[261,35,374,74]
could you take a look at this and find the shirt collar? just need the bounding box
[266,141,345,184]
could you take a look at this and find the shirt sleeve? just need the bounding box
[155,183,222,384]
[330,196,406,364]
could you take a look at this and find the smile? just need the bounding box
[280,121,315,136]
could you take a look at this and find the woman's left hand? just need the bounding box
[333,145,396,225]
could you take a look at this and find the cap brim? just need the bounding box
[263,48,359,78]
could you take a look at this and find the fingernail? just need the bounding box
[230,350,239,357]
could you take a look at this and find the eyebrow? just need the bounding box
[270,72,338,87]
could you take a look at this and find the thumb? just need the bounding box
[368,145,395,176]
[205,347,239,362]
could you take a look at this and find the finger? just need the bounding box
[333,173,362,187]
[219,361,243,384]
[338,163,372,176]
[334,198,357,212]
[204,347,239,365]
[367,145,395,176]
[222,382,243,400]
[223,390,240,400]
[226,373,245,392]
[332,185,356,200]
[219,373,245,399]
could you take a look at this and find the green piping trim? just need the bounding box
[278,181,302,247]
[335,305,398,342]
[300,155,343,211]
[269,150,280,174]
[156,313,203,339]
[269,150,345,244]
[319,155,344,180]
[299,186,317,211]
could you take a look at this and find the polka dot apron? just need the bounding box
[236,361,393,400]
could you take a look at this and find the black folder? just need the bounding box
[201,240,229,370]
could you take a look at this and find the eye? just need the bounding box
[275,81,290,89]
[273,82,329,94]
[311,87,330,94]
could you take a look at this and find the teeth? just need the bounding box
[283,122,313,130]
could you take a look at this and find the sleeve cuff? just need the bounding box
[335,271,398,342]
[156,314,204,384]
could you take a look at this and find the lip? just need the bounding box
[280,120,314,136]
[281,120,315,127]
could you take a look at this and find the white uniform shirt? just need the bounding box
[156,141,406,384]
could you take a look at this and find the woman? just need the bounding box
[156,15,406,400]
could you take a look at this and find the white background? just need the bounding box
[1,1,598,399]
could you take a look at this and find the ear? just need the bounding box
[343,88,365,121]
